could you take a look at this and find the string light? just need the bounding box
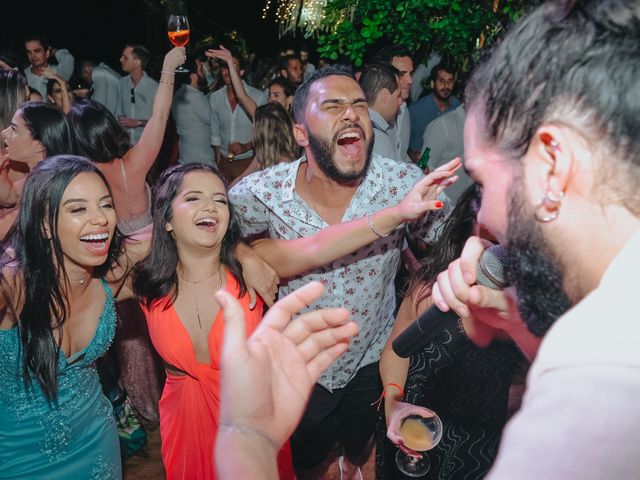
[262,0,334,36]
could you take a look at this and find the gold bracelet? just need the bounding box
[159,79,174,86]
[367,213,391,238]
[160,70,176,75]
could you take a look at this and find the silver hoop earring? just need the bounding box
[534,190,564,223]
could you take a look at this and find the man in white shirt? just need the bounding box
[80,61,121,116]
[24,35,75,98]
[209,49,266,180]
[432,1,640,478]
[116,44,158,145]
[173,60,214,165]
[359,63,403,162]
[421,104,473,202]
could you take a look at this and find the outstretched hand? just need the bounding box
[215,281,359,450]
[397,157,461,222]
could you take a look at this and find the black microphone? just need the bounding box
[392,245,507,358]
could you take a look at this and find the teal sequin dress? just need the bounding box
[0,280,121,479]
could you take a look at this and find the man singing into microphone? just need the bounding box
[432,0,640,478]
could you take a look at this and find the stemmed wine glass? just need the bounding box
[395,406,443,477]
[167,15,190,72]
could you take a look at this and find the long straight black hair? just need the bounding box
[0,155,124,400]
[408,184,479,304]
[132,163,246,307]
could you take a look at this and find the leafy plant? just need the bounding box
[316,0,536,69]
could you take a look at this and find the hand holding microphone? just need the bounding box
[393,240,509,357]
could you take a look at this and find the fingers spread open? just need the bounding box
[283,307,351,344]
[306,341,350,382]
[294,317,358,362]
[260,281,325,332]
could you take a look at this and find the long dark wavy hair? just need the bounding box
[68,99,131,163]
[19,102,75,157]
[408,185,479,304]
[0,155,124,400]
[133,163,246,307]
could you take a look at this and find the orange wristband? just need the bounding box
[385,383,405,398]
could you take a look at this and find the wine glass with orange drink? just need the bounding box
[395,405,443,477]
[167,15,190,72]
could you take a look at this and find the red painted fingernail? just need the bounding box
[435,201,443,208]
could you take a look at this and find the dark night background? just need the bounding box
[3,0,310,73]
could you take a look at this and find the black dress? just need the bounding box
[376,322,524,479]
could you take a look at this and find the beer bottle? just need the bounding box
[418,147,431,170]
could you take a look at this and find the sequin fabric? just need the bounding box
[0,280,122,478]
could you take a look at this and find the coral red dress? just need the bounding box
[141,271,294,479]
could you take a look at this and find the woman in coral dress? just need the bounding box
[132,163,294,479]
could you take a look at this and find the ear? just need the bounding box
[293,122,309,148]
[378,88,390,106]
[33,140,45,154]
[527,124,578,218]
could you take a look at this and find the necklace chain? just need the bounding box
[178,272,223,329]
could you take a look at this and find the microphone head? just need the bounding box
[476,245,508,290]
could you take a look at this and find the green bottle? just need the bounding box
[418,147,431,170]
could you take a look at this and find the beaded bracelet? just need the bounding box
[159,79,174,86]
[367,212,391,238]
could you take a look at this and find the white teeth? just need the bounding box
[339,132,360,140]
[196,218,217,226]
[80,233,109,241]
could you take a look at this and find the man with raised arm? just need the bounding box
[230,65,452,480]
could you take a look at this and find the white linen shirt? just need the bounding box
[209,81,266,160]
[395,102,412,163]
[488,228,640,480]
[172,84,214,165]
[230,154,450,391]
[116,72,158,145]
[91,63,121,116]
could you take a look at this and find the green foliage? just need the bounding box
[317,0,534,69]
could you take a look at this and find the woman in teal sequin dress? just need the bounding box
[0,156,142,479]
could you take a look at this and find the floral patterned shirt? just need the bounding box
[230,154,450,391]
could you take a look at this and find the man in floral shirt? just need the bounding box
[230,65,449,479]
